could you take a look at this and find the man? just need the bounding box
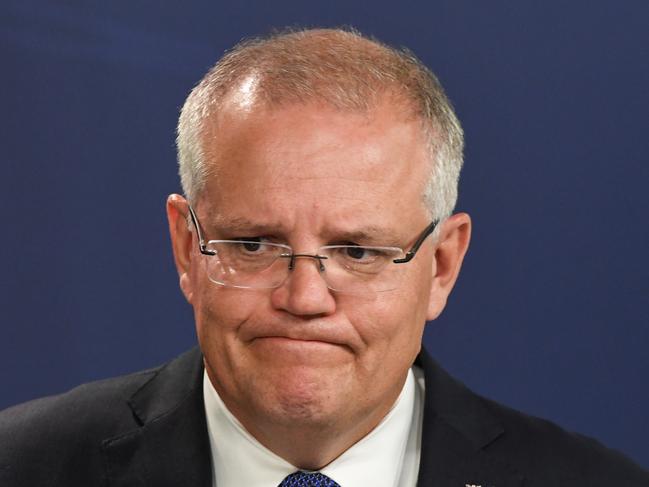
[1,28,647,487]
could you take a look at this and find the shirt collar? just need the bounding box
[203,367,418,487]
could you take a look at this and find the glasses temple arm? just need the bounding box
[188,205,216,256]
[392,219,438,264]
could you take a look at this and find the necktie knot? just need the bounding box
[278,471,341,487]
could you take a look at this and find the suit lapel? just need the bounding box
[102,348,212,487]
[416,350,525,487]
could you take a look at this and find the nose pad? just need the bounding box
[285,253,328,272]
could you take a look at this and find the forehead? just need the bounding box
[199,101,431,230]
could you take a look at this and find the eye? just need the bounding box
[339,245,388,263]
[345,246,370,260]
[234,237,267,253]
[242,240,261,252]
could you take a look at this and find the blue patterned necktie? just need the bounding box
[278,471,341,487]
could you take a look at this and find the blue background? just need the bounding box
[2,0,648,469]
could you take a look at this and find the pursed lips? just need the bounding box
[242,322,357,353]
[248,336,354,366]
[252,335,351,352]
[255,336,345,349]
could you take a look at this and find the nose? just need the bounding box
[270,254,336,317]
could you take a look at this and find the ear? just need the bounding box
[166,194,195,304]
[426,212,471,321]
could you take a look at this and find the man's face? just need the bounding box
[169,97,467,439]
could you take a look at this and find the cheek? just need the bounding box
[192,286,258,349]
[342,290,426,357]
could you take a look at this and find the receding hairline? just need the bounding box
[177,27,464,220]
[193,28,442,178]
[202,28,441,119]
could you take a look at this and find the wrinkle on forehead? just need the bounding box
[199,100,432,236]
[208,99,426,166]
[200,208,408,246]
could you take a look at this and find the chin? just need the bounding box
[254,370,349,426]
[267,397,344,431]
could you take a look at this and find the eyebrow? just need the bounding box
[203,215,285,235]
[333,227,403,245]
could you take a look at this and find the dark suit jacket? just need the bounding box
[1,347,647,486]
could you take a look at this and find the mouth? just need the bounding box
[255,335,345,347]
[240,317,360,357]
[251,335,353,357]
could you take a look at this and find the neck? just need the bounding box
[243,406,395,469]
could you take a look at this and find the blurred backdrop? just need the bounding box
[1,0,648,468]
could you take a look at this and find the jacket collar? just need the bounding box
[101,347,212,487]
[416,349,524,487]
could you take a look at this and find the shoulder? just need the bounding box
[0,365,157,438]
[0,362,159,486]
[480,396,649,484]
[417,350,649,485]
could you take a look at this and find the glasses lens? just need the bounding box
[318,245,407,293]
[201,242,408,293]
[204,241,289,288]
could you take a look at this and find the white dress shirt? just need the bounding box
[203,365,425,487]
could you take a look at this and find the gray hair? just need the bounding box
[176,28,464,221]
